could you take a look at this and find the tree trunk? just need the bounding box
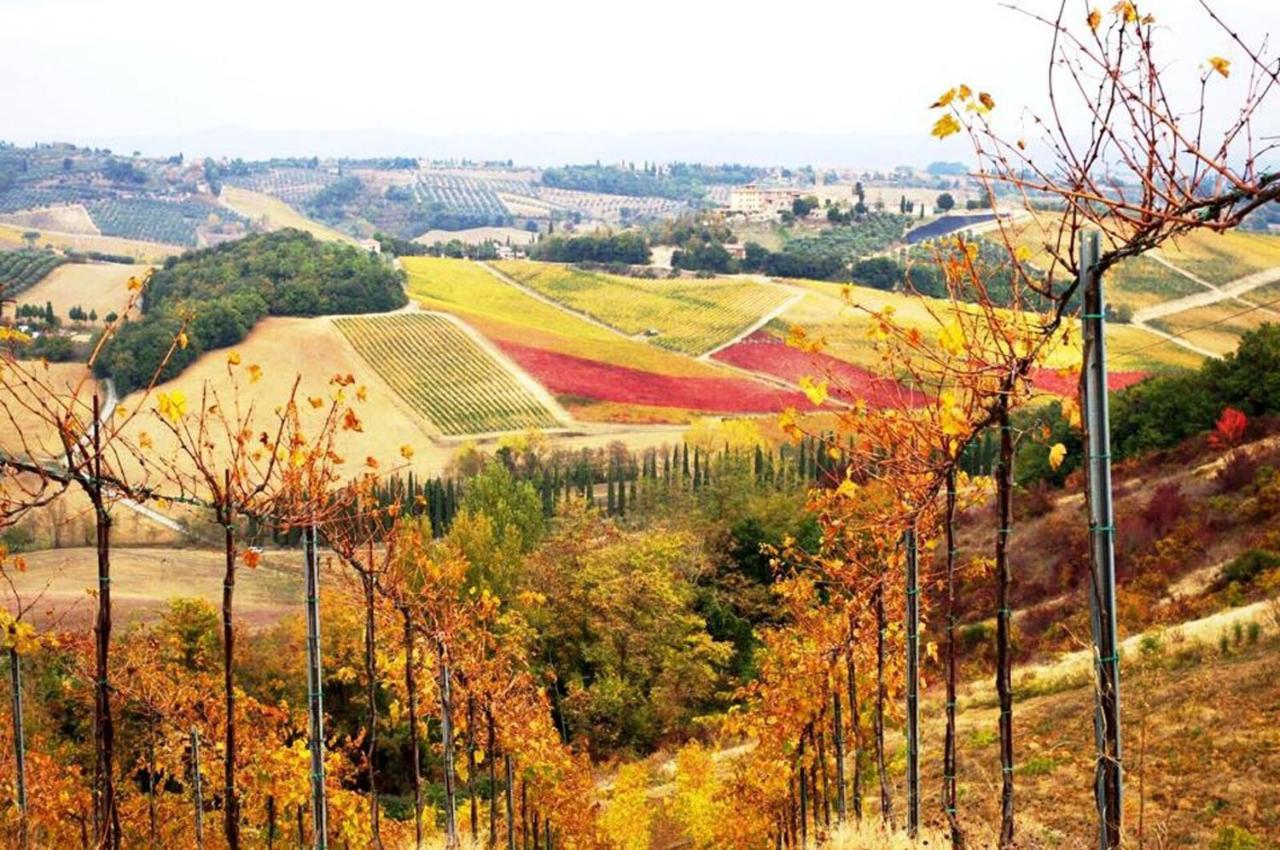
[944,469,966,847]
[90,392,121,850]
[520,780,528,850]
[996,401,1015,848]
[362,564,381,849]
[818,726,831,830]
[874,580,893,827]
[832,688,846,823]
[846,646,862,821]
[220,484,240,850]
[438,643,459,849]
[266,795,276,850]
[487,706,498,849]
[797,734,808,848]
[467,695,479,838]
[505,756,515,850]
[403,613,423,850]
[146,713,157,850]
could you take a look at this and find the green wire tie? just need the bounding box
[98,576,110,584]
[999,608,1012,616]
[906,588,920,596]
[1002,766,1016,773]
[1098,654,1120,664]
[945,807,957,814]
[1082,312,1106,320]
[997,528,1012,534]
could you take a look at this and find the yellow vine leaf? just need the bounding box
[799,377,829,406]
[248,364,262,384]
[308,397,324,409]
[400,444,414,460]
[930,87,957,108]
[127,277,142,292]
[177,331,189,350]
[157,391,187,424]
[957,84,972,100]
[931,114,962,140]
[938,319,967,356]
[227,350,241,366]
[978,92,995,111]
[1113,1,1137,23]
[1087,8,1102,30]
[1208,56,1231,78]
[1049,442,1068,471]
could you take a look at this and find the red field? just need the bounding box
[712,331,928,409]
[1027,367,1147,397]
[496,341,811,414]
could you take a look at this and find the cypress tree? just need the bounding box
[617,466,627,517]
[607,467,617,515]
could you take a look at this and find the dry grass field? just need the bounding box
[0,221,181,261]
[219,186,357,244]
[8,546,304,630]
[0,204,100,235]
[17,261,148,320]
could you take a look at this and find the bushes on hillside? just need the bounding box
[529,232,650,265]
[95,229,405,392]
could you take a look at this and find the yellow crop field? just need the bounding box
[493,261,793,355]
[1148,300,1277,357]
[1156,228,1280,285]
[335,313,563,435]
[219,186,357,245]
[777,278,1202,374]
[402,257,734,379]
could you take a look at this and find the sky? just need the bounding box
[2,0,1275,164]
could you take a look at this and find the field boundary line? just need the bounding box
[478,261,641,339]
[699,290,804,359]
[1129,319,1221,359]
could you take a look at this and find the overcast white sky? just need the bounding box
[2,0,1275,162]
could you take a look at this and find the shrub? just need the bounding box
[1141,483,1188,537]
[1217,449,1259,493]
[1209,825,1265,850]
[1220,549,1280,586]
[1246,621,1261,644]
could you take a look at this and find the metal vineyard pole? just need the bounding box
[9,647,28,850]
[1081,230,1122,850]
[904,525,920,837]
[303,523,329,850]
[190,728,205,850]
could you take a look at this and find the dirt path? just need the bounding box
[1134,260,1280,323]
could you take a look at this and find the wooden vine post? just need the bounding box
[1082,230,1123,850]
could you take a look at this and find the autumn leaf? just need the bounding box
[127,277,143,292]
[157,391,187,424]
[356,385,368,402]
[798,376,829,406]
[930,87,957,108]
[1208,56,1231,78]
[248,364,262,384]
[931,114,962,140]
[938,319,967,357]
[1113,1,1137,23]
[978,91,995,111]
[308,396,324,409]
[243,549,261,569]
[957,84,972,101]
[365,456,380,469]
[778,408,803,440]
[1087,8,1102,30]
[139,432,154,450]
[177,330,189,350]
[342,408,363,432]
[400,444,414,460]
[1049,442,1067,471]
[227,350,242,366]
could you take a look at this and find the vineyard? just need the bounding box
[85,198,245,247]
[0,249,66,297]
[334,312,563,435]
[222,167,340,205]
[493,260,795,354]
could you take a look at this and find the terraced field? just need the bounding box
[0,249,66,297]
[492,261,794,354]
[334,313,563,436]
